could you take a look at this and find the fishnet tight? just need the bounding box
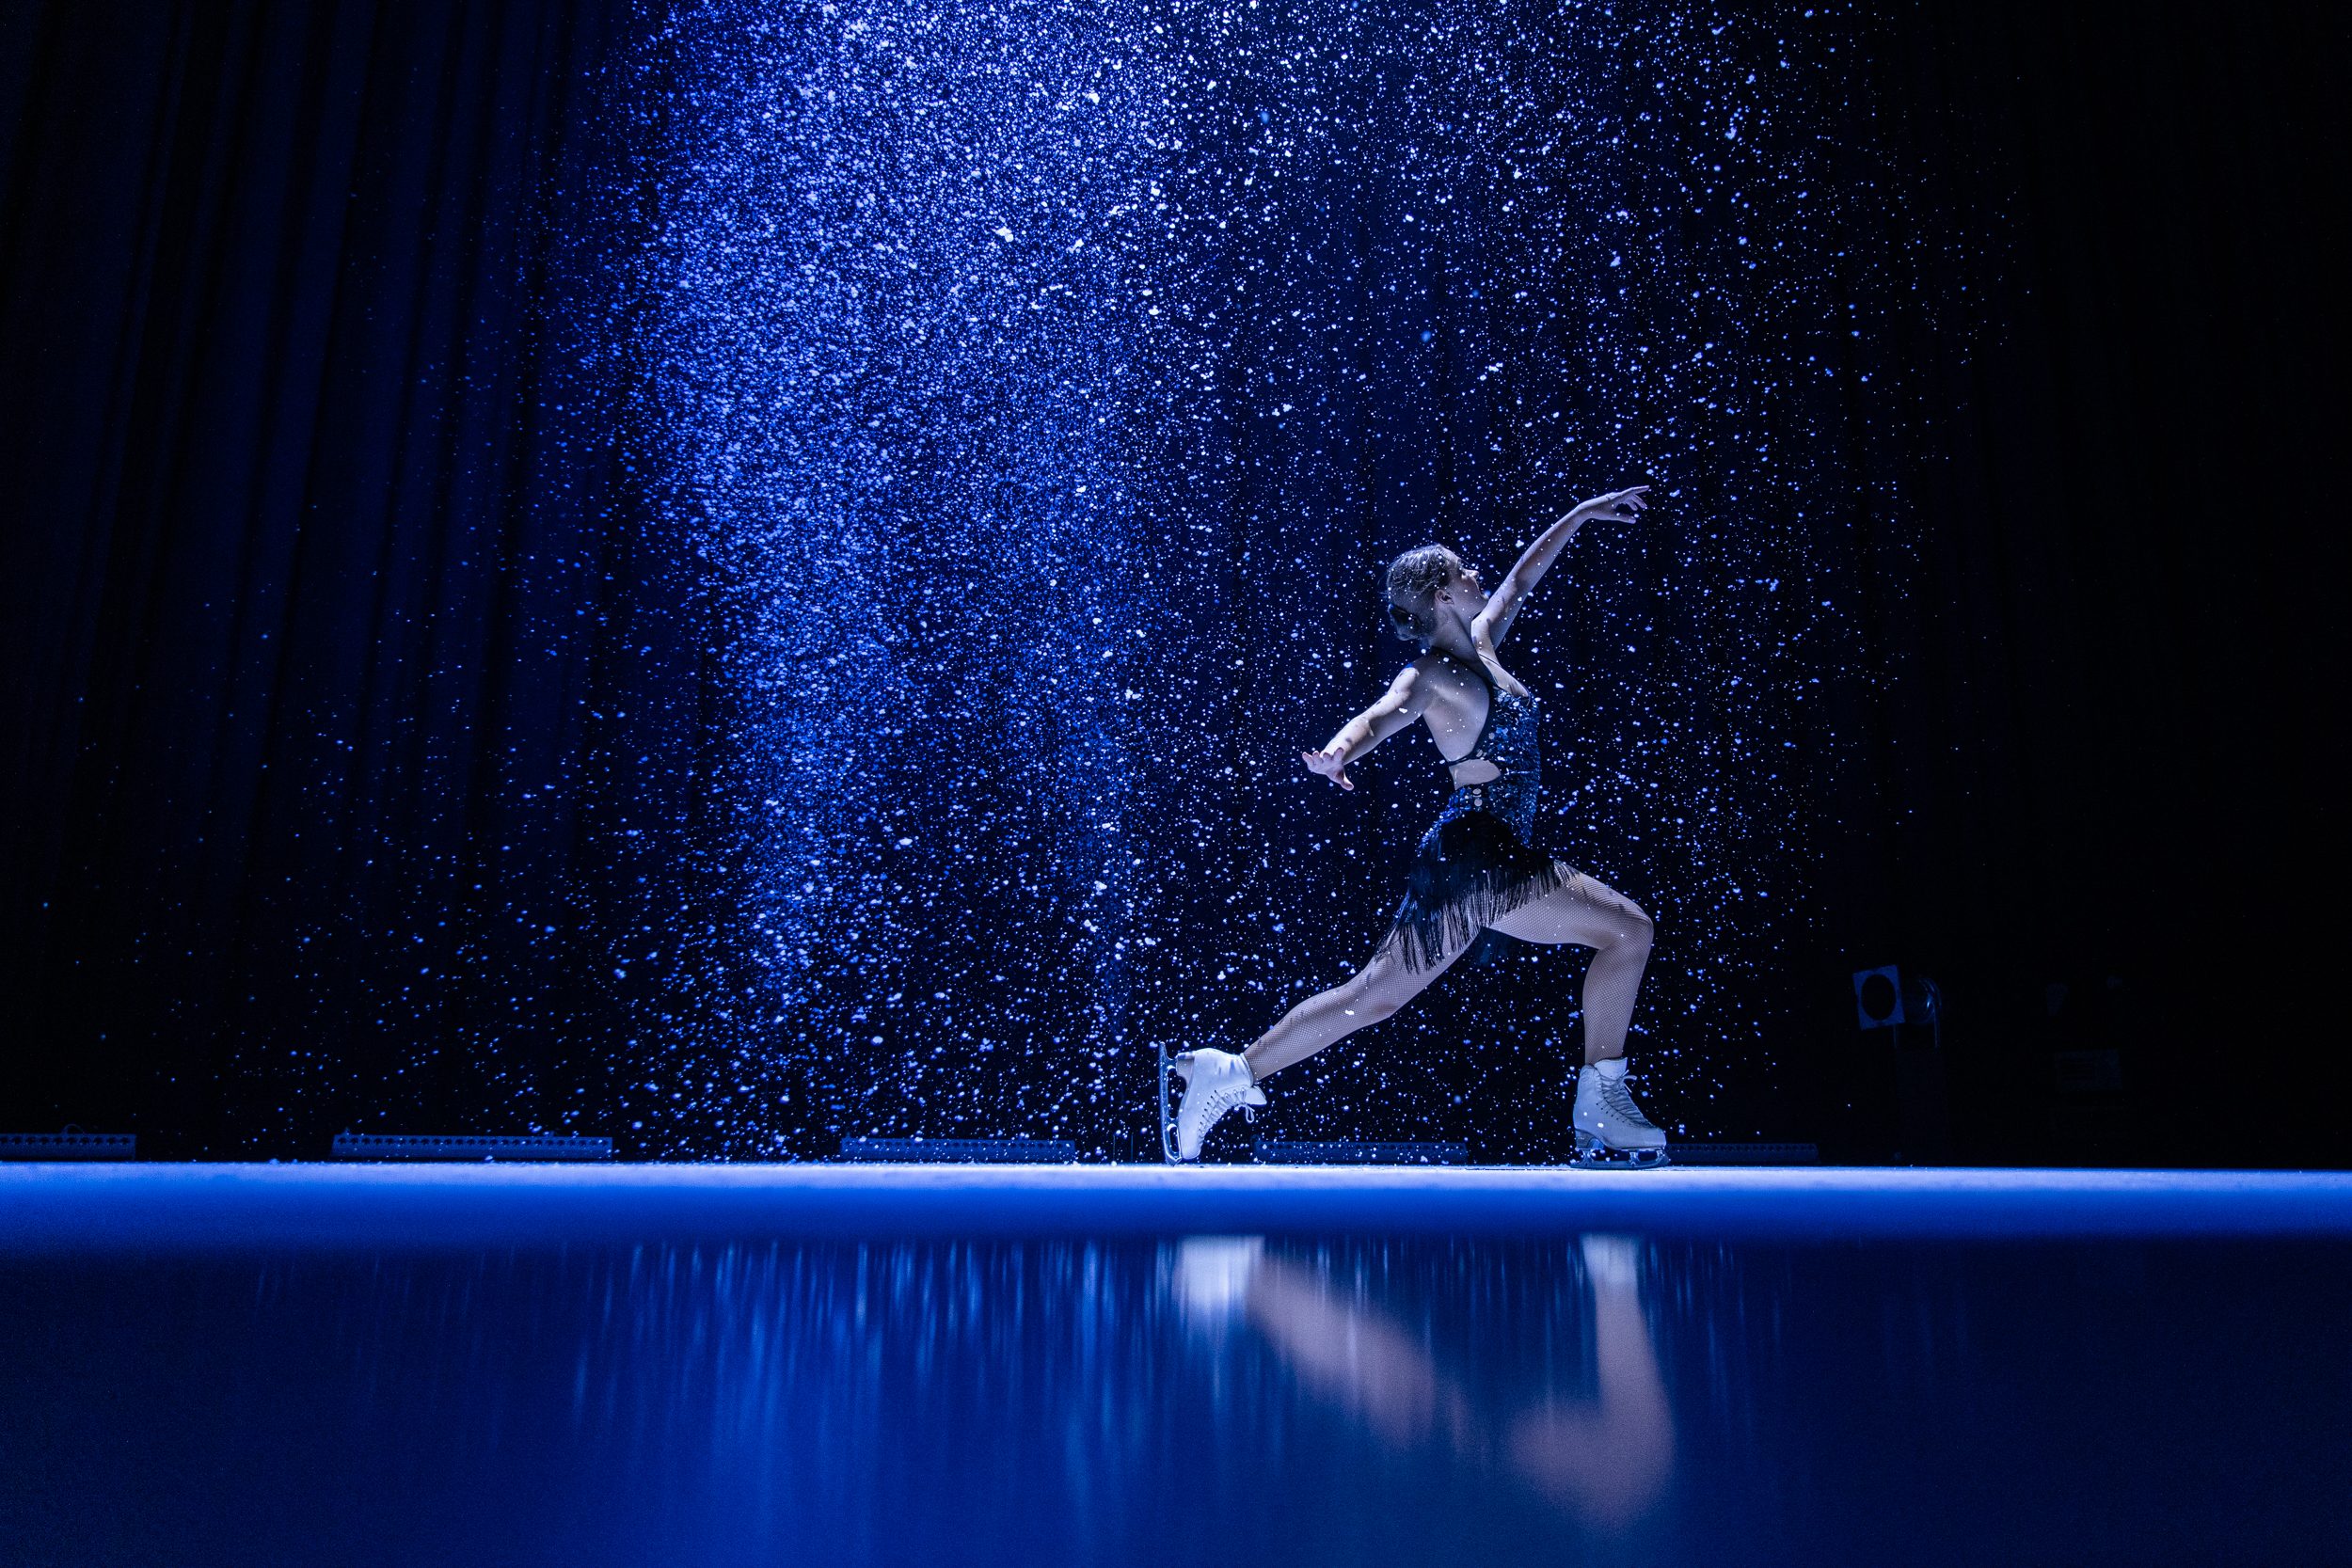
[1242,867,1654,1079]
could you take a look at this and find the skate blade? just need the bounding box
[1158,1044,1183,1164]
[1573,1132,1671,1170]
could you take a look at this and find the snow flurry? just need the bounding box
[623,0,1960,1156]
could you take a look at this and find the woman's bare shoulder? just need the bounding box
[1410,649,1477,681]
[1406,651,1482,700]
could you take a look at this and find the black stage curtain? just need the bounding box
[1,1,2344,1160]
[1834,4,2352,1161]
[0,0,673,1154]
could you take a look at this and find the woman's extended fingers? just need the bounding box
[1565,484,1651,527]
[1580,485,1651,525]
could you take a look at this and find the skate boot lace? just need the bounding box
[1599,1075,1658,1131]
[1200,1081,1255,1120]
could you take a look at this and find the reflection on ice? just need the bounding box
[1504,1236,1674,1528]
[1172,1232,1673,1529]
[6,1224,2350,1565]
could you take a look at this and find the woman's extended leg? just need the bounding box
[1243,938,1474,1080]
[1486,870,1654,1065]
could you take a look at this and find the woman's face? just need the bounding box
[1438,559,1487,618]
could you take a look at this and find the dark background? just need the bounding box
[2,0,2344,1164]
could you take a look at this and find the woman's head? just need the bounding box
[1384,545,1482,644]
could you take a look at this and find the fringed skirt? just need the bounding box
[1379,783,1570,972]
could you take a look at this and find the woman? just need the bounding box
[1171,485,1667,1164]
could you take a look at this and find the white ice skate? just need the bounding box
[1169,1048,1266,1163]
[1572,1060,1670,1168]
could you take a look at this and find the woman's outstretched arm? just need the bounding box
[1301,664,1432,791]
[1477,485,1649,647]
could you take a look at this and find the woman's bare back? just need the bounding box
[1414,650,1534,786]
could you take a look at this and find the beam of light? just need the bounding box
[626,0,1960,1155]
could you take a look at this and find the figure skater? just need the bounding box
[1171,485,1666,1164]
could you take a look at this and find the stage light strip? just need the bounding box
[1254,1140,1470,1166]
[1664,1143,1820,1166]
[329,1134,613,1163]
[839,1137,1081,1164]
[0,1132,136,1161]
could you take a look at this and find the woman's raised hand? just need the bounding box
[1561,484,1651,529]
[1301,745,1354,791]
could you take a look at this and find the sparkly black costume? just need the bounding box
[1382,657,1569,970]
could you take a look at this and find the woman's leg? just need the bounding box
[1486,870,1655,1065]
[1244,937,1473,1080]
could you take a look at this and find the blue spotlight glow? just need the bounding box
[626,1,1956,1154]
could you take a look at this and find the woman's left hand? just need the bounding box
[1301,746,1354,790]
